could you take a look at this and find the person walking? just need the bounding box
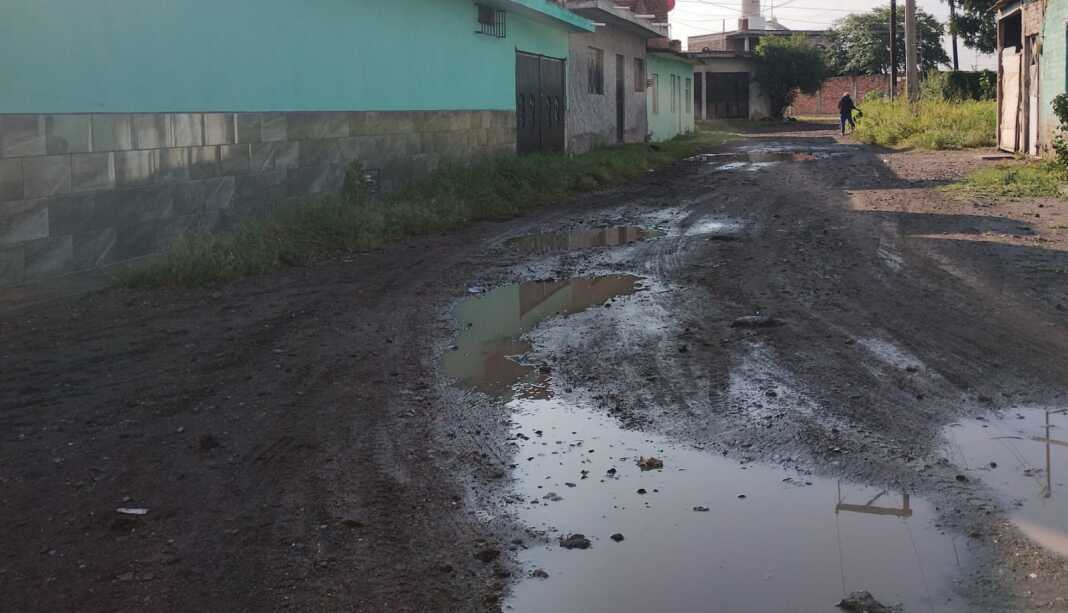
[838,93,860,135]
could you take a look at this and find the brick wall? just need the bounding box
[0,111,515,287]
[790,75,896,115]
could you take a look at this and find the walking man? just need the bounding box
[838,93,860,135]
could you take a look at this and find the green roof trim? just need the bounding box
[502,0,596,32]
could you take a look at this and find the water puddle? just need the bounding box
[507,395,971,613]
[442,275,644,395]
[689,145,855,172]
[943,408,1068,556]
[684,216,745,238]
[505,227,659,255]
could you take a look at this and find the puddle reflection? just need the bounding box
[507,397,969,613]
[442,275,643,395]
[944,408,1068,556]
[506,227,658,254]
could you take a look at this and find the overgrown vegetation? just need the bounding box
[1051,93,1068,168]
[942,163,1067,200]
[920,70,996,102]
[124,131,730,287]
[752,35,827,119]
[852,95,996,149]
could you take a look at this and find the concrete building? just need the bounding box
[647,49,697,141]
[0,0,593,288]
[995,0,1068,156]
[563,1,666,152]
[690,52,772,120]
[686,0,827,54]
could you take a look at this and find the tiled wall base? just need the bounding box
[0,110,517,287]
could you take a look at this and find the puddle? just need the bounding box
[442,275,644,395]
[943,408,1068,556]
[505,227,659,254]
[507,395,971,613]
[689,145,855,172]
[684,216,745,238]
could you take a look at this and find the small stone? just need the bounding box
[737,494,747,499]
[531,568,550,579]
[474,548,500,563]
[638,456,663,471]
[610,533,624,542]
[559,534,592,550]
[636,488,647,495]
[693,506,710,512]
[989,462,998,469]
[956,474,968,482]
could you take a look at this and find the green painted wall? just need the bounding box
[0,0,585,114]
[1041,1,1068,149]
[646,53,695,142]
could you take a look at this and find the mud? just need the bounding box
[504,227,659,254]
[5,126,1068,611]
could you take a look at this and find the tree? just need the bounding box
[950,0,996,54]
[825,7,950,76]
[753,35,827,119]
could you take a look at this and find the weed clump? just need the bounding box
[852,97,996,150]
[126,131,730,287]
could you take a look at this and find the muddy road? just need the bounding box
[4,126,1068,612]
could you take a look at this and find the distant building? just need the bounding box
[685,0,827,120]
[563,1,667,152]
[647,48,697,140]
[995,0,1067,156]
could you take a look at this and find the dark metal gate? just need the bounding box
[705,72,749,119]
[516,52,566,154]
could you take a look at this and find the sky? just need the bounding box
[670,0,997,70]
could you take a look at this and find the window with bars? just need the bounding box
[587,47,605,95]
[633,58,645,93]
[476,4,506,38]
[651,73,659,114]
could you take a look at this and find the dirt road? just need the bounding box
[4,125,1068,612]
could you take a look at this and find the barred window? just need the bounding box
[651,73,659,114]
[634,58,645,93]
[476,4,506,38]
[587,47,605,95]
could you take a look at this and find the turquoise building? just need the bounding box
[646,49,697,142]
[0,0,592,287]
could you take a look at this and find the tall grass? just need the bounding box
[942,162,1068,200]
[125,130,729,287]
[853,97,996,150]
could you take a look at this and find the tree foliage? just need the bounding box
[825,7,950,76]
[753,35,828,119]
[951,0,997,54]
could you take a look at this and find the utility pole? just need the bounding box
[889,0,897,100]
[948,0,960,71]
[904,0,919,102]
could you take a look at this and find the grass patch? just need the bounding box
[853,98,996,150]
[942,162,1068,200]
[125,130,731,287]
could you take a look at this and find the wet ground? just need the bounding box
[5,125,1068,611]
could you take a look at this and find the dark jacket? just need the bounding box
[838,95,857,115]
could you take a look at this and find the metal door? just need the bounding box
[615,54,625,143]
[705,72,750,119]
[516,52,566,154]
[516,52,541,154]
[538,56,565,152]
